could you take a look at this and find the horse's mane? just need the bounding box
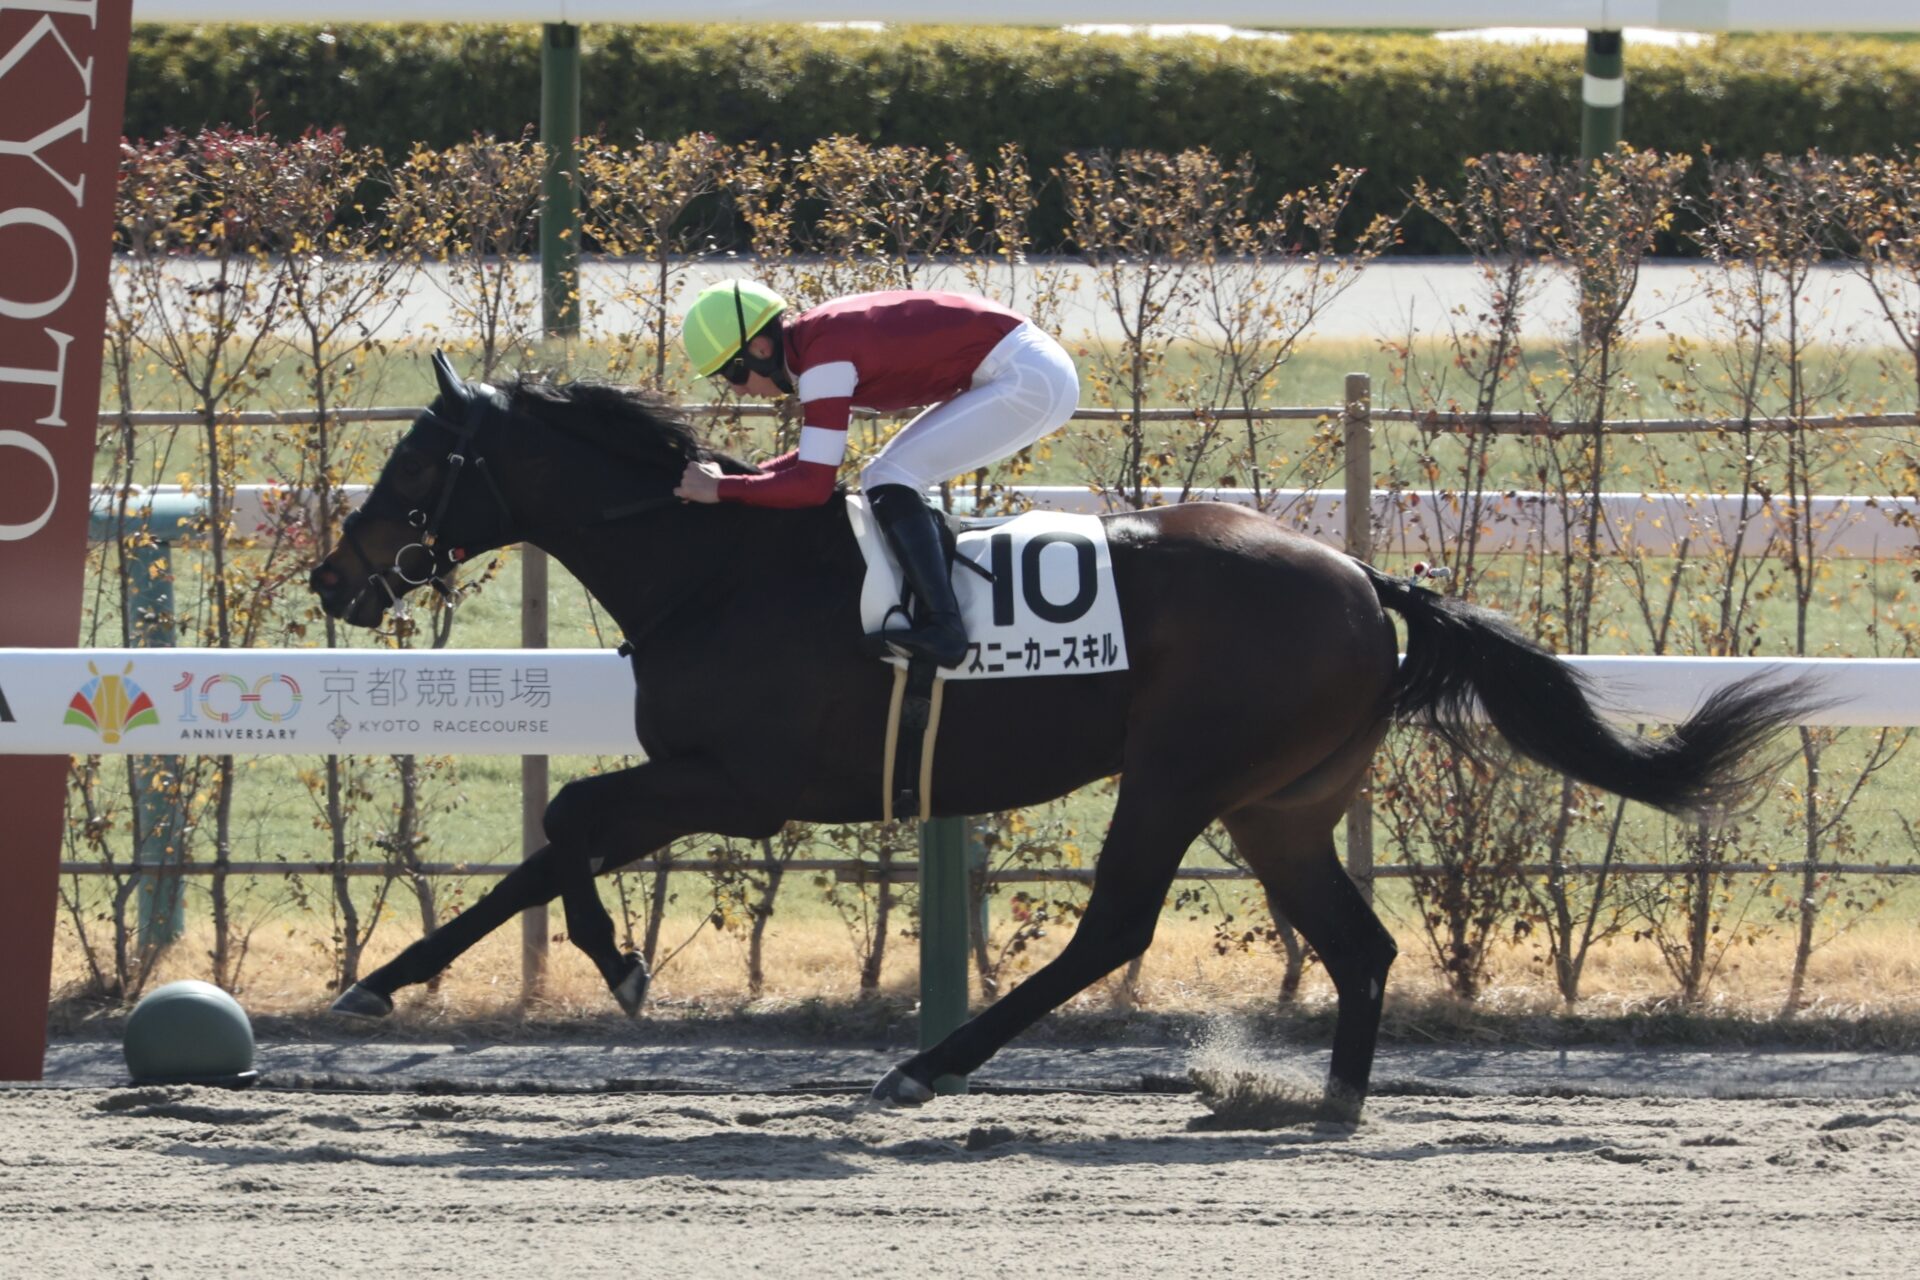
[499,375,757,475]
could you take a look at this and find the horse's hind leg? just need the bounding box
[1221,797,1397,1116]
[874,782,1211,1102]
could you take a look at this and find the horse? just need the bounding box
[307,352,1814,1117]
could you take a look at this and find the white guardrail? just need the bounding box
[124,2,1916,36]
[44,480,1919,760]
[93,483,1920,561]
[0,650,1912,758]
[0,648,641,757]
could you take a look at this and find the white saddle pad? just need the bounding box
[847,495,1130,681]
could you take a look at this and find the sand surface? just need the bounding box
[4,1079,1914,1279]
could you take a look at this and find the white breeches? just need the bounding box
[859,322,1080,492]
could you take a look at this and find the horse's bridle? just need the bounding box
[336,386,690,622]
[338,398,514,621]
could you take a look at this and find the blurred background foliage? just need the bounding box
[121,24,1920,253]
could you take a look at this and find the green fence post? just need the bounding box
[519,531,550,1002]
[1580,31,1625,346]
[540,22,581,338]
[967,820,990,949]
[1342,372,1376,903]
[529,19,578,999]
[93,494,201,948]
[128,539,183,947]
[919,815,971,1095]
[1581,29,1624,165]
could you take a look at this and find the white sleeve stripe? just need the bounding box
[797,426,848,466]
[797,361,859,402]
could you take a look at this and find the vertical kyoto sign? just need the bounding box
[0,1,134,1080]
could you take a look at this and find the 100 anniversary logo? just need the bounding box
[63,663,304,744]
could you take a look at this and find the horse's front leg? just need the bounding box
[557,850,651,1016]
[539,756,781,1013]
[334,846,568,1017]
[336,756,780,1018]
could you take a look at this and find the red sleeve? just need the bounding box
[802,398,853,434]
[757,450,801,474]
[715,461,838,508]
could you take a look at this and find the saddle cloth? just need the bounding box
[846,495,1130,681]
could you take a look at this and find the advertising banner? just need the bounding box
[0,2,135,1079]
[0,649,645,756]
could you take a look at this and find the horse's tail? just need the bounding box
[1361,564,1821,817]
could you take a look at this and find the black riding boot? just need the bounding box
[865,484,969,669]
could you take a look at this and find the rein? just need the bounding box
[594,493,684,523]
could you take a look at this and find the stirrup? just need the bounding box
[864,618,967,669]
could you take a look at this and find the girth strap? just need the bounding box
[882,656,946,822]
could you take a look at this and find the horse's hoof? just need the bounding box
[612,953,651,1018]
[1319,1085,1365,1125]
[330,983,393,1020]
[870,1066,936,1108]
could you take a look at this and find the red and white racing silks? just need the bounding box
[714,291,1031,508]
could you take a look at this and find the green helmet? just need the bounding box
[682,280,786,377]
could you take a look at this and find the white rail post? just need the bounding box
[1343,372,1377,902]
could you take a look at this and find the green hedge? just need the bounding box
[126,24,1920,252]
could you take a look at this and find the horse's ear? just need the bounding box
[431,350,471,414]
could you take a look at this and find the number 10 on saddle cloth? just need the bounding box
[848,497,1130,680]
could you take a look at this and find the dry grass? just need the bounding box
[49,905,1920,1047]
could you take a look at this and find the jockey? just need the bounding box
[675,282,1080,669]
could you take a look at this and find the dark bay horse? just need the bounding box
[308,353,1812,1116]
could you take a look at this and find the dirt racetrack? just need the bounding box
[4,1078,1915,1279]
